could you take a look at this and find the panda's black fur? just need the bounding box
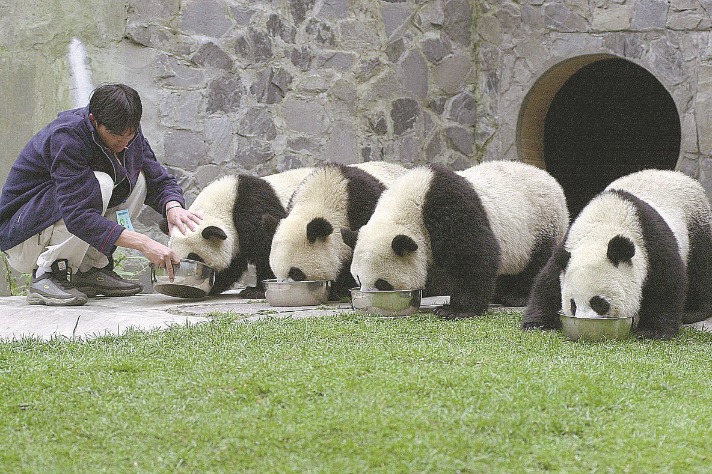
[210,175,287,296]
[421,165,501,315]
[334,163,386,228]
[523,188,712,339]
[334,164,388,295]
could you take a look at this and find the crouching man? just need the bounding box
[0,83,202,305]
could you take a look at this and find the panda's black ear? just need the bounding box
[553,245,570,269]
[307,217,333,243]
[261,213,281,236]
[392,234,418,257]
[202,225,228,241]
[340,228,359,250]
[158,218,170,235]
[607,235,635,266]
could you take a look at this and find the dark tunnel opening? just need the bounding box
[543,57,681,218]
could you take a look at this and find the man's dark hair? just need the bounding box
[88,83,142,134]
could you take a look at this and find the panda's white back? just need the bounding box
[262,167,314,209]
[349,161,408,187]
[605,169,711,263]
[457,161,569,275]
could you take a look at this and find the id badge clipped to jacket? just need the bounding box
[116,209,135,231]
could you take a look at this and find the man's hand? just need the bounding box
[165,201,203,237]
[116,230,182,281]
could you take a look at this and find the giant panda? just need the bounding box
[523,169,712,339]
[350,161,569,318]
[166,167,313,298]
[268,161,407,298]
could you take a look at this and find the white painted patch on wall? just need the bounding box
[67,38,93,108]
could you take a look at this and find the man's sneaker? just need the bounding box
[73,266,143,297]
[27,259,88,306]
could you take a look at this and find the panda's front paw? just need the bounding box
[237,286,266,299]
[433,305,478,320]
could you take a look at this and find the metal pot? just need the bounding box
[152,259,215,299]
[263,279,331,306]
[350,288,422,317]
[560,313,633,341]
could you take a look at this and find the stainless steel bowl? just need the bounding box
[350,288,422,317]
[262,279,331,306]
[560,314,633,342]
[152,259,215,299]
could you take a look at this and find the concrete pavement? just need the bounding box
[0,290,352,341]
[0,290,709,341]
[0,288,454,341]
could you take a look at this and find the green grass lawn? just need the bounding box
[1,310,711,473]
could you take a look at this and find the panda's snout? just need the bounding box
[589,296,611,316]
[375,279,394,291]
[288,267,307,282]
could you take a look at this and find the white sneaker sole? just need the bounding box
[26,293,88,306]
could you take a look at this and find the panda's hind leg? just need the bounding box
[237,255,275,299]
[682,226,712,324]
[494,238,555,308]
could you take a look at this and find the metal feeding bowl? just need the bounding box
[350,288,422,317]
[262,279,331,306]
[152,259,215,299]
[560,314,633,342]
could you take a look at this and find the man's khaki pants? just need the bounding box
[5,171,146,275]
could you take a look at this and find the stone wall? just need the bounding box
[123,0,478,210]
[5,1,712,217]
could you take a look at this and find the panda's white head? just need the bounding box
[269,165,356,282]
[350,167,434,291]
[350,221,429,291]
[269,215,352,282]
[167,176,238,271]
[558,235,645,320]
[169,222,237,271]
[558,193,647,320]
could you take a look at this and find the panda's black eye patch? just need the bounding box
[589,296,610,316]
[375,279,394,291]
[306,217,333,243]
[187,253,204,263]
[202,225,228,241]
[392,234,418,257]
[570,298,577,315]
